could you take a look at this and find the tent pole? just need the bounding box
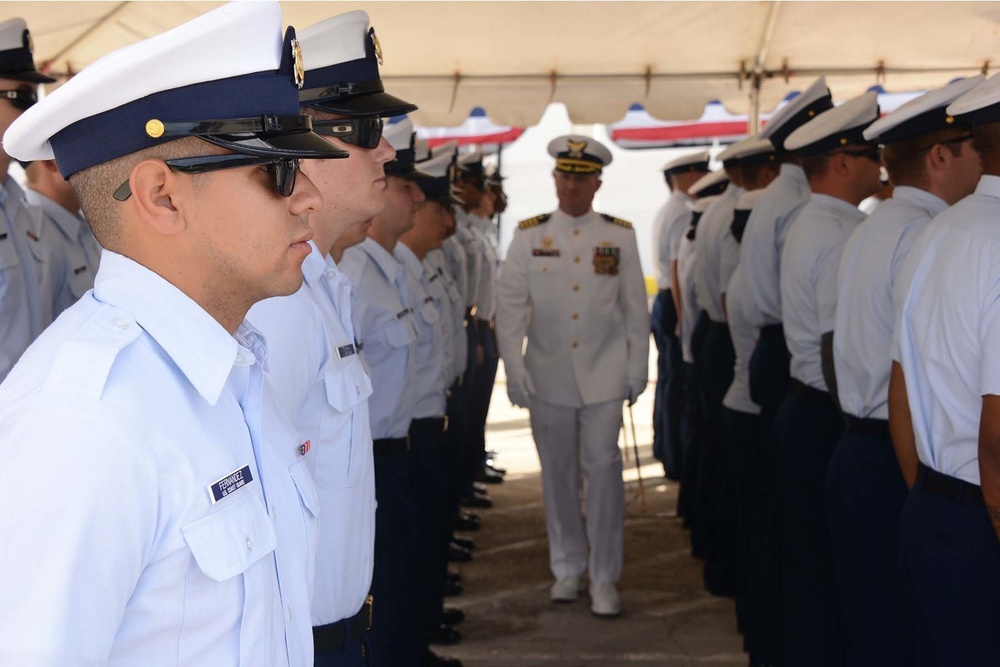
[495,143,503,244]
[749,73,762,134]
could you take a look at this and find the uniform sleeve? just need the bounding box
[667,208,691,267]
[495,229,532,375]
[0,403,158,664]
[979,248,1000,396]
[817,230,850,334]
[620,230,651,384]
[719,232,740,297]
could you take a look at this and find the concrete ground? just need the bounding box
[435,361,748,666]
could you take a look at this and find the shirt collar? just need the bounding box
[890,186,948,218]
[0,175,24,212]
[811,193,867,223]
[300,240,328,288]
[92,251,248,406]
[552,207,596,225]
[393,242,424,281]
[24,189,82,241]
[974,174,1000,199]
[780,162,807,183]
[362,236,403,282]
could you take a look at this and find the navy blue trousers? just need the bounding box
[677,361,703,526]
[409,421,452,631]
[369,448,421,667]
[900,477,1000,667]
[465,322,498,482]
[315,633,371,667]
[724,407,764,635]
[651,289,683,479]
[826,429,914,667]
[776,390,845,667]
[749,324,790,415]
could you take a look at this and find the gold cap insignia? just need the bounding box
[371,29,384,66]
[839,137,848,145]
[808,110,816,117]
[945,115,955,124]
[291,38,305,89]
[145,119,165,139]
[567,139,587,159]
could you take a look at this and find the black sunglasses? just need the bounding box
[1,88,37,111]
[311,117,384,149]
[112,153,301,201]
[915,134,974,157]
[834,146,881,163]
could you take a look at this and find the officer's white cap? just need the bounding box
[718,136,776,168]
[688,169,730,198]
[4,2,345,178]
[662,150,710,175]
[384,116,429,179]
[785,91,880,155]
[760,76,834,150]
[865,76,984,143]
[947,72,1000,126]
[298,10,416,116]
[548,134,612,174]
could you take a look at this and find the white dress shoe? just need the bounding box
[589,582,621,617]
[549,576,582,602]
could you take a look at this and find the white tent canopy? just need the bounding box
[11,1,1000,126]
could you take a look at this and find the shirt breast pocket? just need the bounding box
[315,363,374,488]
[419,298,440,326]
[528,259,565,301]
[182,492,277,582]
[385,317,418,348]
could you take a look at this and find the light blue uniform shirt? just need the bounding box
[248,241,375,626]
[395,243,448,419]
[469,214,499,320]
[780,193,865,391]
[741,163,811,327]
[427,247,466,384]
[694,183,743,322]
[834,186,945,420]
[723,265,760,415]
[453,209,482,310]
[0,250,319,666]
[442,235,469,313]
[341,238,419,439]
[895,176,1000,486]
[651,190,692,290]
[25,189,101,321]
[0,177,43,381]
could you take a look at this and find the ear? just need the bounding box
[594,176,603,193]
[127,160,188,237]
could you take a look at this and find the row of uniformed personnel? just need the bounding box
[0,4,513,667]
[652,72,1000,666]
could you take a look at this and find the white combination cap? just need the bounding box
[865,76,984,143]
[785,91,880,156]
[547,134,612,174]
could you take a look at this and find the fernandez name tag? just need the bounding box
[208,465,253,504]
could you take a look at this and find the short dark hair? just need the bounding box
[882,126,969,188]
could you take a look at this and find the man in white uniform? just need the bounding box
[0,3,347,663]
[496,134,648,617]
[829,76,983,667]
[778,91,882,666]
[890,73,1000,666]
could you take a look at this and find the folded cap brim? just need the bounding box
[1,70,57,84]
[386,165,431,179]
[202,128,349,159]
[305,91,418,117]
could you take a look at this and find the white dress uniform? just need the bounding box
[0,252,320,666]
[694,183,744,322]
[340,237,419,439]
[780,194,866,390]
[834,187,944,418]
[0,177,43,381]
[25,189,101,321]
[495,207,649,584]
[248,242,376,627]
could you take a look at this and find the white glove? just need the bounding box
[507,369,535,408]
[626,377,647,407]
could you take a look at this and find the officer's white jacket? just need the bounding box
[25,189,100,323]
[894,175,1000,486]
[248,242,375,627]
[0,177,43,381]
[0,251,319,666]
[496,208,649,408]
[740,163,811,327]
[780,193,865,391]
[834,186,944,420]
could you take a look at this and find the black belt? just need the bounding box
[411,416,448,434]
[789,378,833,406]
[475,318,495,330]
[845,415,891,441]
[759,323,784,339]
[373,436,409,456]
[313,595,373,654]
[915,463,983,507]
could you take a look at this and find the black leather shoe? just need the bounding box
[441,607,465,625]
[454,510,480,531]
[474,468,504,484]
[460,492,493,509]
[472,482,489,494]
[427,623,461,645]
[444,577,463,597]
[484,461,507,476]
[448,541,473,563]
[451,535,475,550]
[422,650,464,667]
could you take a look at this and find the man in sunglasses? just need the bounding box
[774,91,882,666]
[247,10,419,667]
[0,18,54,383]
[0,3,348,663]
[830,76,985,667]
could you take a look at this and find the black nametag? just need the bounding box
[395,308,411,320]
[424,296,435,304]
[208,465,253,504]
[428,273,439,283]
[0,233,7,241]
[73,266,88,275]
[532,249,561,257]
[337,343,356,359]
